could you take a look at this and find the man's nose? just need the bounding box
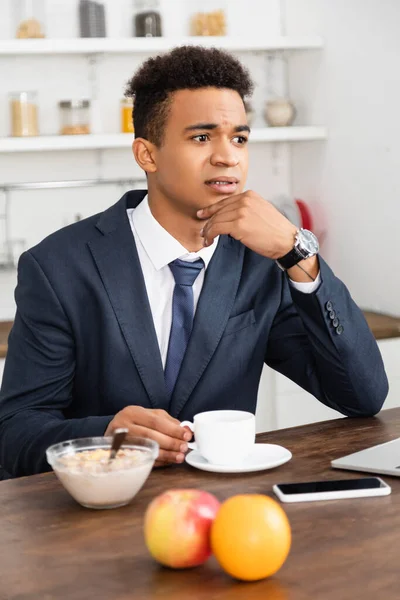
[210,143,239,167]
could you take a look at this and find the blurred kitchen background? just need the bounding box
[1,0,399,431]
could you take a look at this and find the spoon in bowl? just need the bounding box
[108,428,129,464]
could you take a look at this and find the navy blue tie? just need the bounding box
[164,258,204,399]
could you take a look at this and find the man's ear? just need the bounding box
[132,138,158,174]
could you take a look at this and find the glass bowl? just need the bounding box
[46,436,159,509]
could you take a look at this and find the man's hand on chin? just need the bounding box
[197,190,297,259]
[197,190,319,282]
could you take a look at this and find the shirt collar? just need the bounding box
[131,195,218,271]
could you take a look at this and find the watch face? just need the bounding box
[297,229,319,255]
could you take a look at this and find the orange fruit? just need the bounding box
[210,494,291,581]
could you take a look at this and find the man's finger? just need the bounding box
[201,209,239,237]
[154,410,193,439]
[156,410,180,423]
[128,424,189,453]
[155,449,186,465]
[203,222,239,246]
[126,406,190,441]
[197,194,244,219]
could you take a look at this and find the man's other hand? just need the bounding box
[105,406,193,467]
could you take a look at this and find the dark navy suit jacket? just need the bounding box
[0,190,388,477]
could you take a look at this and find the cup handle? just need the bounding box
[180,421,197,450]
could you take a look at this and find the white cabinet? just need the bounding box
[255,338,400,433]
[255,365,276,433]
[376,338,400,410]
[273,370,341,429]
[255,364,340,433]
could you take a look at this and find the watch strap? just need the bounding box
[276,245,306,270]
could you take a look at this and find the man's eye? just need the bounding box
[192,134,209,142]
[233,136,248,144]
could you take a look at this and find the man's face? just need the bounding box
[151,87,249,213]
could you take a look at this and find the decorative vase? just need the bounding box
[264,98,296,127]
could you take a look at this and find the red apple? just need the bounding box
[144,489,220,568]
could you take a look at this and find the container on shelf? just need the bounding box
[190,1,227,36]
[59,100,91,135]
[121,98,134,133]
[133,0,162,37]
[9,91,39,137]
[14,0,46,38]
[79,0,106,38]
[264,99,296,127]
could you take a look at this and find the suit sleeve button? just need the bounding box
[329,310,336,320]
[332,317,339,327]
[326,301,333,311]
[336,325,344,335]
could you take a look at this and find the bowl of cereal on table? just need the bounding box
[46,436,159,509]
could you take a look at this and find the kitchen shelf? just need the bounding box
[0,128,327,153]
[0,36,323,56]
[0,134,134,153]
[250,127,327,143]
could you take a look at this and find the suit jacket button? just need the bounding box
[332,317,339,327]
[329,310,336,320]
[336,325,344,335]
[326,301,333,311]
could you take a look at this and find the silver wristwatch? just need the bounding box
[276,229,319,271]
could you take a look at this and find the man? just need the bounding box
[0,46,388,478]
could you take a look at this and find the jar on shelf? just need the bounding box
[79,0,107,38]
[190,1,227,36]
[59,100,91,135]
[121,98,134,133]
[133,0,162,37]
[14,0,46,38]
[9,91,39,137]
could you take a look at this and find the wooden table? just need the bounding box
[1,409,400,600]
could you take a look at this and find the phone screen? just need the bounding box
[277,477,384,495]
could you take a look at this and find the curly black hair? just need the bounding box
[125,45,254,146]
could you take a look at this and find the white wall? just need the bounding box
[286,0,400,315]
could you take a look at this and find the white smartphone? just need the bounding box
[272,477,391,503]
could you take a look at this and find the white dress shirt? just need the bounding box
[127,196,320,367]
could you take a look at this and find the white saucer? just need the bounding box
[185,443,292,474]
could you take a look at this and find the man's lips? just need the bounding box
[205,177,239,194]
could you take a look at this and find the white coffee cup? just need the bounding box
[181,410,255,466]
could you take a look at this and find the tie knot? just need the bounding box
[169,258,204,286]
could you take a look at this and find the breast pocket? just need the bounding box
[222,309,256,337]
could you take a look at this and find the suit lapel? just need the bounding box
[88,191,167,409]
[169,236,245,417]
